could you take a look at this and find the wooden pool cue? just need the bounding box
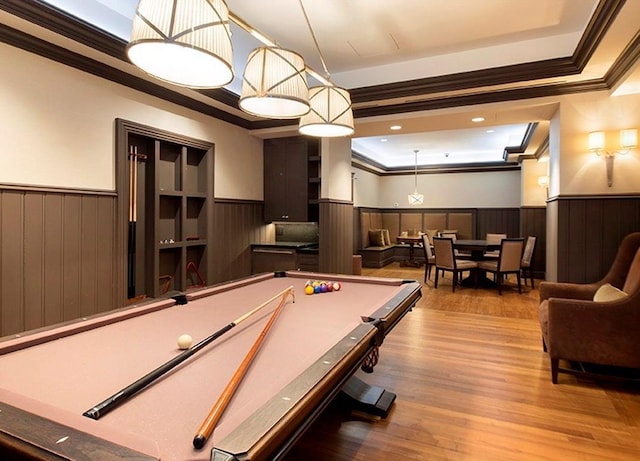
[192,286,295,449]
[83,286,294,420]
[127,145,136,299]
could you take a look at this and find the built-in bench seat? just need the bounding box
[359,244,418,268]
[359,245,397,268]
[357,208,474,268]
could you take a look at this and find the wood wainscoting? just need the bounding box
[210,199,273,284]
[553,195,640,283]
[0,187,117,337]
[0,190,271,337]
[320,199,354,274]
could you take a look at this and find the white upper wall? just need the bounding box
[555,91,640,195]
[0,42,263,199]
[354,168,522,208]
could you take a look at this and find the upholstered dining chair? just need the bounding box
[433,237,478,292]
[478,238,524,294]
[421,234,436,282]
[520,236,537,288]
[439,232,471,259]
[484,233,507,258]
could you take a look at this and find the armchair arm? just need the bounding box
[539,281,599,302]
[546,295,640,368]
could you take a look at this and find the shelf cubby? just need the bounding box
[158,248,182,294]
[159,195,181,243]
[158,141,182,192]
[185,147,208,194]
[185,196,206,241]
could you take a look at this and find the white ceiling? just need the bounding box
[30,0,640,168]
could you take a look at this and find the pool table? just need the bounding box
[0,271,421,461]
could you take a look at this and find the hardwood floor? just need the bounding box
[283,263,640,460]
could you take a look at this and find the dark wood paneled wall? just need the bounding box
[210,199,272,284]
[554,196,640,283]
[475,208,520,240]
[319,200,354,274]
[0,188,117,337]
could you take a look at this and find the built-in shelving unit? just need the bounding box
[117,119,214,300]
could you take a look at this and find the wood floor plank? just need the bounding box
[283,263,640,460]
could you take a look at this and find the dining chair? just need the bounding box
[439,232,471,259]
[433,237,478,292]
[521,236,537,288]
[478,238,524,294]
[484,233,507,258]
[421,234,436,282]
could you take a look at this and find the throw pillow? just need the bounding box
[593,283,628,302]
[425,229,438,245]
[368,229,385,247]
[381,229,391,246]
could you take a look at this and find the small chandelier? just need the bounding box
[127,0,233,88]
[408,149,424,205]
[239,46,310,119]
[296,0,355,137]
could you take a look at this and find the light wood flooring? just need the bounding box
[283,263,640,460]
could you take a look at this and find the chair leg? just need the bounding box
[452,271,457,292]
[530,269,535,289]
[434,268,439,288]
[517,273,522,294]
[551,358,559,384]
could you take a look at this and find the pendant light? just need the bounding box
[127,0,233,88]
[299,85,354,137]
[239,46,310,119]
[408,150,424,205]
[297,0,355,137]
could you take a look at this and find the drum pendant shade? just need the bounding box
[127,0,233,88]
[239,46,310,119]
[299,86,354,137]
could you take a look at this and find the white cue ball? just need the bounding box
[177,334,193,350]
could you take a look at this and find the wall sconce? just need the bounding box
[537,175,549,198]
[588,128,637,187]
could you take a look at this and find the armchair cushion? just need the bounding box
[593,283,628,302]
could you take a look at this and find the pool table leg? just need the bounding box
[340,376,396,417]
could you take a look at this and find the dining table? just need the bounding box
[396,235,423,267]
[453,239,501,287]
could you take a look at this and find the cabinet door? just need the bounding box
[284,138,309,222]
[264,138,309,222]
[264,146,287,221]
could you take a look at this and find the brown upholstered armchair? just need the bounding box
[538,232,640,383]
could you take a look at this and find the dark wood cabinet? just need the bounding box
[264,137,319,222]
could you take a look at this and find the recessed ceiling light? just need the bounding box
[486,129,495,133]
[472,117,485,123]
[380,138,388,142]
[390,125,402,130]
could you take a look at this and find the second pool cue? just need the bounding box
[192,286,295,449]
[83,286,294,420]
